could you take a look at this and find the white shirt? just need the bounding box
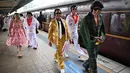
[66,13,79,34]
[24,16,40,39]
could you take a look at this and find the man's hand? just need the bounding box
[69,40,72,44]
[48,41,52,47]
[97,36,103,43]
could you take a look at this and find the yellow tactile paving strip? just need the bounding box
[97,64,116,73]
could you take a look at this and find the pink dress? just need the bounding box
[6,19,27,46]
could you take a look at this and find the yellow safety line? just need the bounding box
[97,64,115,73]
[69,48,115,73]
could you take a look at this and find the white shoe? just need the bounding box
[60,69,65,73]
[78,56,84,61]
[54,57,58,63]
[64,53,69,58]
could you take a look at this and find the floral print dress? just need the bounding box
[6,19,27,46]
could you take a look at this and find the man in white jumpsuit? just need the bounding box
[66,5,85,60]
[2,15,9,31]
[24,12,39,49]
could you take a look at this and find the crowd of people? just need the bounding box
[48,1,106,73]
[0,1,106,73]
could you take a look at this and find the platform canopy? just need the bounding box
[0,0,32,14]
[17,0,92,13]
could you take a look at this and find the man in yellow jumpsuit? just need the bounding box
[48,9,70,73]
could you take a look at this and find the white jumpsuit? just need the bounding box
[24,17,39,48]
[66,13,85,56]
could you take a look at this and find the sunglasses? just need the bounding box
[55,12,61,14]
[72,8,77,10]
[94,8,102,11]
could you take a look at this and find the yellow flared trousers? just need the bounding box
[55,35,66,69]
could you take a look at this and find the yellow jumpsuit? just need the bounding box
[48,18,70,69]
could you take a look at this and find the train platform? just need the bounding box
[0,30,130,73]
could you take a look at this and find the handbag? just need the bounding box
[36,25,39,34]
[36,28,39,34]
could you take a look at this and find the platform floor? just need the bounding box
[0,30,129,73]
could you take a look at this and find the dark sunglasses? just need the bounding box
[94,8,102,11]
[72,8,77,10]
[55,12,61,14]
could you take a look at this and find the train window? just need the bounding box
[101,13,111,33]
[109,12,130,37]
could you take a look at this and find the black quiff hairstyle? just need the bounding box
[70,5,77,11]
[54,9,61,16]
[27,12,33,16]
[90,0,104,9]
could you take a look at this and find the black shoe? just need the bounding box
[2,28,8,32]
[83,63,90,72]
[33,48,37,50]
[28,45,31,48]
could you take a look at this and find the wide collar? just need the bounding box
[70,12,78,16]
[88,12,102,27]
[54,18,66,28]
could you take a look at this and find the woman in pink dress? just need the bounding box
[6,13,27,58]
